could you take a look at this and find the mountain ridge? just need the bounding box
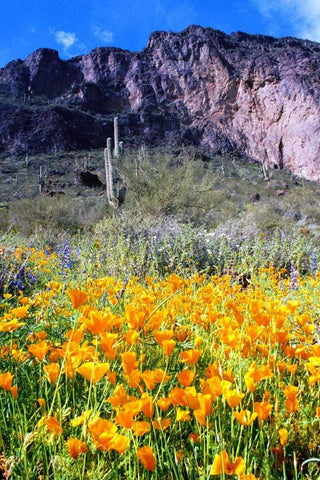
[0,25,319,180]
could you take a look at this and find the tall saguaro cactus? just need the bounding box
[104,138,118,208]
[114,116,120,159]
[103,116,126,208]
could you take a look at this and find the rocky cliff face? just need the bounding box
[0,25,319,180]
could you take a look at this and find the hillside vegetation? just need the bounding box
[1,146,320,278]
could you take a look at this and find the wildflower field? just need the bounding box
[0,240,320,480]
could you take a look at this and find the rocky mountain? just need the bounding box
[0,25,319,180]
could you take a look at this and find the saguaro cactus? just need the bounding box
[114,116,120,159]
[104,138,118,207]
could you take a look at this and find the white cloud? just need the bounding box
[93,26,114,44]
[55,31,77,49]
[255,0,320,41]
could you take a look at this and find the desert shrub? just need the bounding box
[6,195,110,236]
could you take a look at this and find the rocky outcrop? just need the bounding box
[0,25,319,180]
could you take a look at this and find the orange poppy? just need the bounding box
[254,401,273,421]
[162,340,176,357]
[45,414,63,436]
[99,333,119,360]
[152,418,171,431]
[244,362,273,393]
[67,289,88,309]
[142,369,170,390]
[107,371,117,385]
[0,319,25,332]
[176,408,191,422]
[37,398,46,409]
[10,386,18,398]
[140,394,154,418]
[76,362,109,384]
[233,410,258,426]
[114,411,134,429]
[279,428,288,446]
[137,446,156,471]
[131,421,150,436]
[179,349,202,366]
[79,309,107,335]
[177,369,195,387]
[189,433,199,443]
[89,417,129,453]
[0,372,13,390]
[43,363,60,384]
[210,450,246,476]
[28,342,50,362]
[153,330,174,345]
[67,438,88,459]
[123,330,139,345]
[283,385,299,413]
[121,352,138,375]
[157,397,172,411]
[223,389,245,408]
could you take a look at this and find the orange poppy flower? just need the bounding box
[10,305,29,319]
[254,401,273,421]
[131,421,150,436]
[283,385,299,413]
[67,289,88,309]
[79,309,107,335]
[107,434,130,453]
[233,410,258,426]
[10,386,18,398]
[37,397,46,409]
[210,450,246,476]
[114,411,134,429]
[89,417,129,453]
[76,362,109,384]
[177,369,195,387]
[0,372,13,390]
[43,363,60,384]
[223,389,245,408]
[140,394,154,418]
[162,340,176,356]
[152,418,171,431]
[153,330,174,345]
[244,362,273,393]
[107,371,117,385]
[157,397,172,411]
[137,446,156,471]
[124,330,139,345]
[126,369,142,388]
[67,438,88,459]
[70,410,92,427]
[179,349,202,366]
[121,352,138,375]
[176,408,191,422]
[189,433,199,443]
[28,342,50,362]
[0,319,25,332]
[45,414,63,436]
[142,369,170,390]
[124,304,145,329]
[99,333,119,360]
[107,384,130,408]
[278,428,288,446]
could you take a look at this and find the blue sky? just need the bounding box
[1,0,320,67]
